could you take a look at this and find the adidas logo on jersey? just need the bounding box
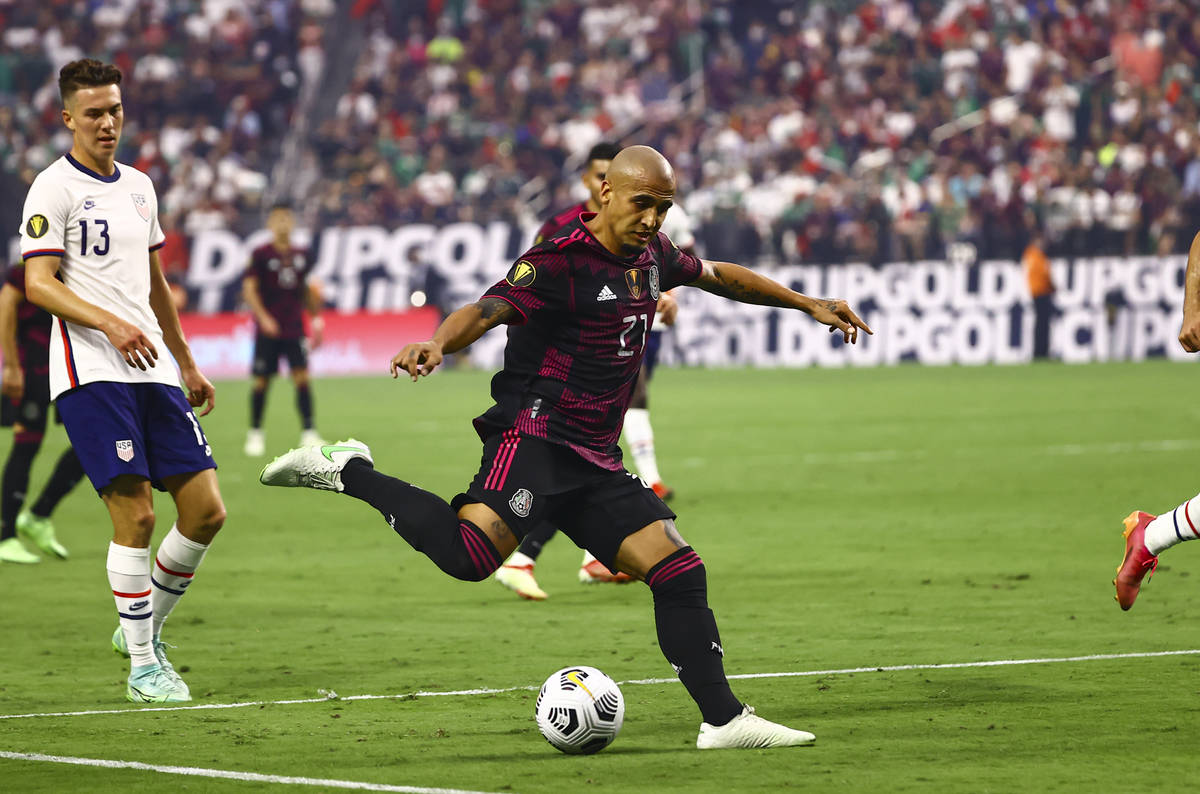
[597,285,617,301]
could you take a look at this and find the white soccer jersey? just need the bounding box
[18,155,174,399]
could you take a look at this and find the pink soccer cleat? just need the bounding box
[1114,511,1159,611]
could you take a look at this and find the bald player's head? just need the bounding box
[595,145,676,256]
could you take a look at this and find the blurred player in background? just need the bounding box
[262,146,871,748]
[1116,229,1200,609]
[495,142,685,599]
[242,203,325,457]
[0,263,83,563]
[22,59,226,703]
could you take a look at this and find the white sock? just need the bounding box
[107,542,155,668]
[151,525,209,639]
[623,408,663,485]
[1144,495,1200,555]
[581,550,597,566]
[506,551,535,568]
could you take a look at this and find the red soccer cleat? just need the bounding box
[1114,511,1159,611]
[651,482,674,502]
[579,558,633,584]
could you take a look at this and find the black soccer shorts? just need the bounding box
[452,430,675,572]
[251,335,310,377]
[1,373,55,432]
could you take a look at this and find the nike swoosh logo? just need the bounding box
[321,444,361,462]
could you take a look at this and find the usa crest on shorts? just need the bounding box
[115,439,135,462]
[131,193,150,221]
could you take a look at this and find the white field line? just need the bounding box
[0,751,504,794]
[681,438,1200,468]
[2,648,1197,722]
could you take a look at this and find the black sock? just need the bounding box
[1,436,41,540]
[30,448,85,518]
[296,383,313,430]
[341,459,502,581]
[250,385,268,428]
[517,521,557,560]
[647,547,742,726]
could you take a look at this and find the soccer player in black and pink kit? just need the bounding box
[242,204,325,457]
[0,263,84,564]
[261,146,871,748]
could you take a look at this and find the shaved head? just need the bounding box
[588,145,677,256]
[606,145,676,195]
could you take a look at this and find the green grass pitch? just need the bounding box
[2,361,1199,792]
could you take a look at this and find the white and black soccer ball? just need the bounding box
[535,666,625,754]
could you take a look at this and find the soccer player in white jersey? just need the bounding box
[1116,229,1200,609]
[19,59,227,702]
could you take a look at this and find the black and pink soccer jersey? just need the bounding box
[475,213,703,471]
[245,243,312,339]
[4,264,51,377]
[535,201,587,243]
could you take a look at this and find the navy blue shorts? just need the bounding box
[56,382,217,492]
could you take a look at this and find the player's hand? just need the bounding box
[656,291,679,326]
[259,315,281,338]
[1180,311,1200,352]
[1,363,23,402]
[391,341,444,381]
[104,317,159,370]
[809,298,873,344]
[180,367,216,416]
[309,317,324,350]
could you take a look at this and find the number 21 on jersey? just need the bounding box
[618,313,648,357]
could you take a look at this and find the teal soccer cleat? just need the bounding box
[126,664,191,703]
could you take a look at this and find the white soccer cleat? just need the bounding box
[696,705,816,749]
[259,438,372,492]
[496,563,548,600]
[244,429,266,457]
[300,429,326,447]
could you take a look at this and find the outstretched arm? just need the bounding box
[1180,231,1200,352]
[692,259,873,343]
[391,296,519,381]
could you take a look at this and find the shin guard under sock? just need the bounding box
[648,547,742,726]
[296,383,314,430]
[341,460,502,581]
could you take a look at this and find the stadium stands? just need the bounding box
[2,0,1197,267]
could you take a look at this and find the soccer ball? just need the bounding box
[535,666,625,754]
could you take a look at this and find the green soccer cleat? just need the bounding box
[0,537,40,564]
[126,663,191,703]
[259,438,373,492]
[16,510,69,559]
[113,626,188,694]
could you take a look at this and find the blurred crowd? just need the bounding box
[3,0,1200,271]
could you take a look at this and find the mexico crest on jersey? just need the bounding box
[625,269,643,299]
[131,193,150,221]
[649,265,660,300]
[509,488,533,518]
[115,440,135,462]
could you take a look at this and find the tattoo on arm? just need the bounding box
[706,265,791,308]
[489,519,511,539]
[474,297,517,324]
